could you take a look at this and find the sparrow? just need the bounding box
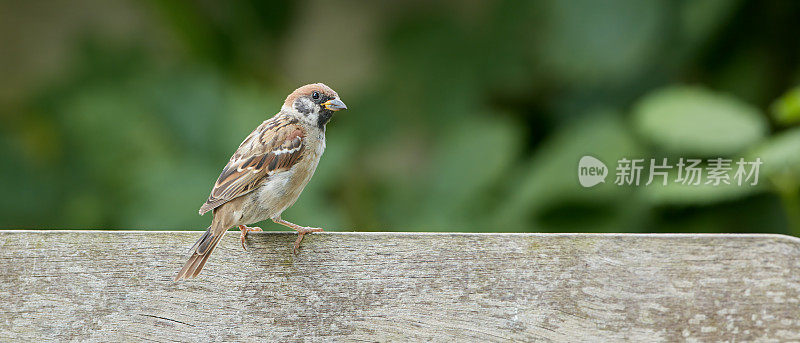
[175,83,347,280]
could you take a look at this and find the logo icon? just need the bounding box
[578,155,608,188]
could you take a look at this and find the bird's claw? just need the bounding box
[293,227,323,254]
[238,225,262,251]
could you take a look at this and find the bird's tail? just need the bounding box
[174,222,227,281]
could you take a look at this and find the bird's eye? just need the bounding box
[312,91,320,100]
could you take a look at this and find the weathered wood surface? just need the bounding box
[0,231,799,342]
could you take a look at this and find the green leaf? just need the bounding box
[771,87,800,125]
[641,161,764,206]
[633,86,767,156]
[747,127,800,192]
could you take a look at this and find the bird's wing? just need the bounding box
[198,117,306,215]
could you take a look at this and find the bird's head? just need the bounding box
[282,83,347,129]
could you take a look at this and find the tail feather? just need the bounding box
[190,232,225,278]
[186,227,211,254]
[174,225,227,281]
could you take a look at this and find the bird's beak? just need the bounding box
[323,98,347,111]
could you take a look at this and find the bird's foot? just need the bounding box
[293,227,323,254]
[238,225,262,250]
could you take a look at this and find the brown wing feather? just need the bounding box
[198,116,306,215]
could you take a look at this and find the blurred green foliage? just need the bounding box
[0,0,798,235]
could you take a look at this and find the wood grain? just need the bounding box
[0,231,798,342]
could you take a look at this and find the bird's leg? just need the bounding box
[238,225,262,250]
[272,217,323,254]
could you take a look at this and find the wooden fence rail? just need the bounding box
[0,231,798,341]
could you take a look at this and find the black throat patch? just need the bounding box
[317,109,333,129]
[316,94,334,129]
